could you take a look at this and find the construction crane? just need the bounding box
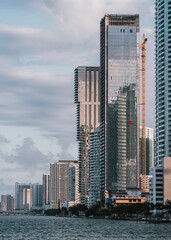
[139,34,147,193]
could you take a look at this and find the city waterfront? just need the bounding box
[0,215,170,240]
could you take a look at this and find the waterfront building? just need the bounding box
[150,166,164,205]
[164,157,171,203]
[88,126,101,206]
[43,173,50,209]
[140,126,154,175]
[100,14,140,199]
[15,183,31,210]
[74,66,100,203]
[50,160,79,209]
[150,157,171,205]
[31,183,43,209]
[0,194,15,212]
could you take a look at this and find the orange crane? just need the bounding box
[139,34,147,193]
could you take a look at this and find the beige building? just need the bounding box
[164,157,171,203]
[150,157,171,205]
[50,161,79,209]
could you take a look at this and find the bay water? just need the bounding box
[0,215,170,239]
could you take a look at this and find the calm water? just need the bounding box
[0,215,171,240]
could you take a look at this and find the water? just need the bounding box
[0,215,170,240]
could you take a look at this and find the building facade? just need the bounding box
[88,126,101,206]
[50,161,79,209]
[140,126,154,175]
[155,0,171,166]
[100,14,140,199]
[74,66,100,203]
[31,183,43,209]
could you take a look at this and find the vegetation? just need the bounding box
[44,200,171,218]
[44,204,87,216]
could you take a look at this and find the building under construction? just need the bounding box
[100,14,140,200]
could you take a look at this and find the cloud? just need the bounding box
[0,135,10,144]
[0,179,14,195]
[3,138,53,169]
[0,66,76,135]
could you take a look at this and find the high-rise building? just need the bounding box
[15,183,31,210]
[88,126,101,206]
[74,66,100,203]
[140,126,154,175]
[43,173,50,208]
[155,0,171,166]
[50,160,79,209]
[100,14,140,199]
[31,183,43,209]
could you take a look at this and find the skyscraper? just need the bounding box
[100,14,140,199]
[155,0,171,166]
[74,66,100,203]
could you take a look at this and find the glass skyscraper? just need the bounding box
[74,66,100,204]
[100,14,140,199]
[155,0,171,166]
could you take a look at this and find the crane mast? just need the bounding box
[139,34,147,193]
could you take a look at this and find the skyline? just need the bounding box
[0,0,154,195]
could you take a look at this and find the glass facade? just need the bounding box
[88,126,100,206]
[100,15,139,198]
[74,67,100,204]
[155,0,171,166]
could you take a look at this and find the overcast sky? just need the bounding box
[0,0,154,195]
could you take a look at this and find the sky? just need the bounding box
[0,0,155,195]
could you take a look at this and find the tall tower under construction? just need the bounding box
[100,14,140,199]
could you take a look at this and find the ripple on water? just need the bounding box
[0,216,171,240]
